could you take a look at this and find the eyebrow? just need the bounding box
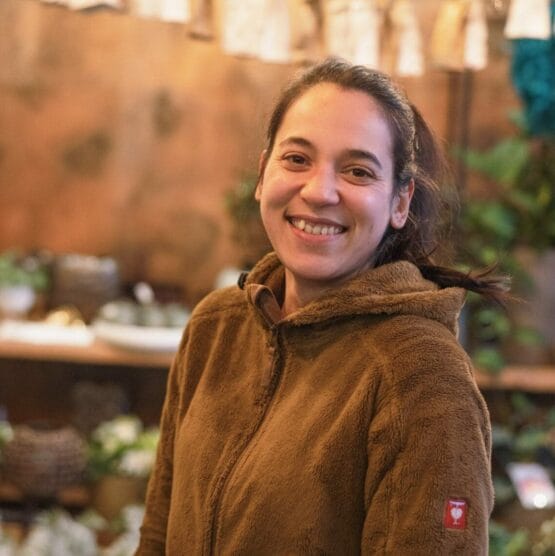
[278,136,383,170]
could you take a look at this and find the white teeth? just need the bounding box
[290,218,343,236]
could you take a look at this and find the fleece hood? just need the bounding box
[242,252,466,336]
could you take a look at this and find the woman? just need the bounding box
[137,58,505,555]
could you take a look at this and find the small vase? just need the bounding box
[0,285,36,319]
[91,474,147,520]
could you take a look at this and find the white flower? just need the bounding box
[118,449,155,478]
[120,505,145,534]
[19,510,98,556]
[110,417,142,444]
[101,531,139,556]
[93,416,141,447]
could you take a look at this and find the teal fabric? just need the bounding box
[510,1,555,137]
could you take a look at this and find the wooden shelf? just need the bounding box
[475,365,555,393]
[0,339,174,369]
[1,336,554,391]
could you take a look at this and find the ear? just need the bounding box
[390,179,415,230]
[255,150,268,201]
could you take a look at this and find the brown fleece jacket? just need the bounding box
[137,252,493,555]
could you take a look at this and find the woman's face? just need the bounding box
[256,83,412,294]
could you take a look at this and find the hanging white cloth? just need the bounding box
[504,0,551,39]
[220,0,291,63]
[325,0,382,68]
[220,0,265,58]
[189,0,215,40]
[158,0,191,23]
[129,0,159,18]
[258,0,291,62]
[430,0,470,70]
[390,0,424,76]
[464,0,488,70]
[289,0,321,63]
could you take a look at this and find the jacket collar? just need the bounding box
[240,252,465,335]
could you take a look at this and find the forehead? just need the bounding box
[277,83,393,153]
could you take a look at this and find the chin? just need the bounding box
[285,261,346,284]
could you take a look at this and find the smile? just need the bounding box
[288,217,345,236]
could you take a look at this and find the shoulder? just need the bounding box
[189,285,248,322]
[371,314,481,407]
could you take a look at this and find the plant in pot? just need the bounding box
[224,175,272,270]
[456,115,555,371]
[0,250,50,318]
[86,415,159,521]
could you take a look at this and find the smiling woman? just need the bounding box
[255,83,413,314]
[137,58,508,555]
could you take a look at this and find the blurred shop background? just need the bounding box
[0,0,554,553]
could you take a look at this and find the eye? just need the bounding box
[343,166,376,184]
[281,153,310,170]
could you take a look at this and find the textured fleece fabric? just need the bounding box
[137,252,493,555]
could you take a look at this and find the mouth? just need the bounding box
[287,216,346,236]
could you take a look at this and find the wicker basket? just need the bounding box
[49,254,121,322]
[3,422,86,500]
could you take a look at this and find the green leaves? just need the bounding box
[461,137,530,187]
[0,251,50,291]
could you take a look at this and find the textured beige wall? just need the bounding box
[0,0,520,305]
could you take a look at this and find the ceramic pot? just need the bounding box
[91,474,147,520]
[0,285,36,318]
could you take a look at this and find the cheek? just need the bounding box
[258,174,291,208]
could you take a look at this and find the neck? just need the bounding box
[281,270,333,316]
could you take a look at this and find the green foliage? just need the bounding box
[0,251,49,291]
[489,521,530,556]
[224,176,260,223]
[456,118,555,371]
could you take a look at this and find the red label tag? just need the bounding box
[443,499,467,530]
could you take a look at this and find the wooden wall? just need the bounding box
[0,0,521,306]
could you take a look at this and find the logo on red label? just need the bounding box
[443,499,467,530]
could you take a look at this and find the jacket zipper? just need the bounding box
[204,329,283,556]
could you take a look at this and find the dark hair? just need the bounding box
[261,58,508,303]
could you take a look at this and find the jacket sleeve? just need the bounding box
[361,340,494,555]
[135,327,190,555]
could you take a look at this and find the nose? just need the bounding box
[300,166,340,206]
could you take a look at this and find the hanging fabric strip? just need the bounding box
[130,0,159,18]
[189,0,214,39]
[505,0,551,39]
[158,0,191,22]
[289,0,322,63]
[390,0,424,76]
[325,0,381,68]
[464,0,488,69]
[220,0,263,58]
[220,0,291,62]
[258,0,291,62]
[430,0,470,71]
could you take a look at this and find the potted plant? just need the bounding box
[0,250,50,318]
[224,175,272,269]
[86,415,159,520]
[457,115,555,371]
